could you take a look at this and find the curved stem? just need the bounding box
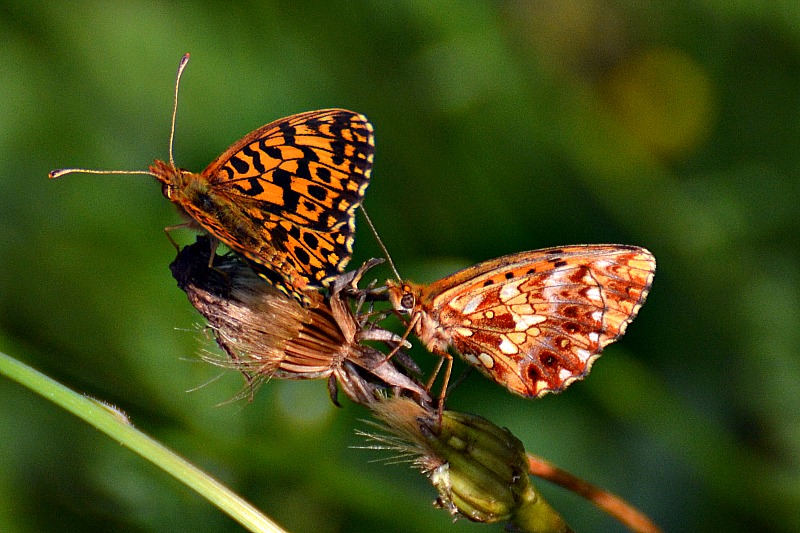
[0,350,285,533]
[527,452,661,533]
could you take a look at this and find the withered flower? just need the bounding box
[170,237,428,407]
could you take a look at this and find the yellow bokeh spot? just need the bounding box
[603,47,716,159]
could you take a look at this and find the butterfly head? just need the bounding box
[149,159,191,200]
[386,279,422,315]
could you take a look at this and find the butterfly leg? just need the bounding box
[426,348,454,415]
[164,224,221,268]
[163,222,191,251]
[376,312,420,367]
[206,238,221,268]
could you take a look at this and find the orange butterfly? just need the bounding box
[386,245,656,398]
[50,54,374,303]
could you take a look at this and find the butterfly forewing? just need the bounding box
[413,245,656,397]
[169,109,374,302]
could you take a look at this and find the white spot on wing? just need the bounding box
[462,294,484,314]
[499,337,518,355]
[500,282,521,301]
[454,327,474,338]
[585,287,602,302]
[507,331,528,344]
[515,314,547,331]
[478,352,495,369]
[576,348,592,362]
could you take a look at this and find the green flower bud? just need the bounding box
[366,398,571,532]
[427,410,529,522]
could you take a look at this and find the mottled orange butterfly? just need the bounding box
[50,54,374,303]
[385,245,656,399]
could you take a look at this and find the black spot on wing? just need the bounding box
[303,233,319,249]
[264,144,283,159]
[315,167,332,183]
[329,141,347,166]
[307,185,328,201]
[294,247,310,267]
[228,155,249,174]
[242,145,266,174]
[294,160,312,180]
[299,146,320,162]
[229,176,265,197]
[272,168,300,212]
[287,224,301,240]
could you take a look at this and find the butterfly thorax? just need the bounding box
[151,158,265,248]
[413,308,452,353]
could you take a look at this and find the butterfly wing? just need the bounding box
[423,245,656,397]
[203,109,374,298]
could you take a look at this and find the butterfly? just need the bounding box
[50,54,374,304]
[386,245,656,398]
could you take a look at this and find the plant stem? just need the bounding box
[0,350,286,533]
[527,452,661,533]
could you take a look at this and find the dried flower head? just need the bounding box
[170,237,428,406]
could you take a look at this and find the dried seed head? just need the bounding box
[170,237,428,406]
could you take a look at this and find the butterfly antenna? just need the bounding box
[48,168,153,179]
[360,205,402,281]
[49,55,193,181]
[169,53,191,168]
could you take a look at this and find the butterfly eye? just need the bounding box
[161,183,172,199]
[400,292,415,311]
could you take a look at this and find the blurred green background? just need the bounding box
[1,1,798,532]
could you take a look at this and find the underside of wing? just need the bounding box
[433,245,656,397]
